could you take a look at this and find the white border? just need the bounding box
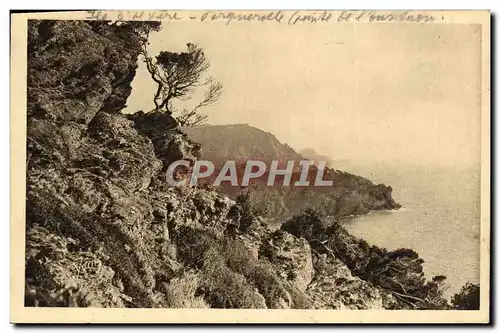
[3,1,497,331]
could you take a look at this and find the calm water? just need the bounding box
[341,167,481,296]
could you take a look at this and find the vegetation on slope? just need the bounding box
[24,19,479,311]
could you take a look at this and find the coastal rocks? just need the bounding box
[260,230,313,292]
[281,209,449,310]
[368,184,402,210]
[25,18,449,311]
[326,170,402,216]
[179,125,402,219]
[307,254,384,309]
[277,210,387,309]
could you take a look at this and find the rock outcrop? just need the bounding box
[25,20,450,310]
[25,20,219,308]
[307,254,387,309]
[181,125,401,219]
[260,230,313,293]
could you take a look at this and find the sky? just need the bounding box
[124,20,482,169]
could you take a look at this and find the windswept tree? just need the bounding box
[142,42,223,126]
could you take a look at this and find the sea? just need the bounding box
[340,165,481,297]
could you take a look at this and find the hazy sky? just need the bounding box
[125,21,482,169]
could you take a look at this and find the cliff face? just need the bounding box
[182,125,401,218]
[26,20,228,307]
[25,20,447,310]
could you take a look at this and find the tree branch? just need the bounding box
[141,43,223,123]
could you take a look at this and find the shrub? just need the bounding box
[223,238,313,309]
[281,210,450,309]
[172,227,266,308]
[201,251,267,309]
[164,271,208,308]
[452,283,480,310]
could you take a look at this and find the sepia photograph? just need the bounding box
[10,10,490,323]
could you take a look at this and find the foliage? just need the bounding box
[172,225,312,309]
[142,42,223,126]
[172,227,267,308]
[248,188,290,218]
[234,191,256,231]
[163,271,209,308]
[451,283,480,310]
[25,19,472,312]
[281,209,451,309]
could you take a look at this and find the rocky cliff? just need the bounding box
[25,20,452,310]
[182,125,401,218]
